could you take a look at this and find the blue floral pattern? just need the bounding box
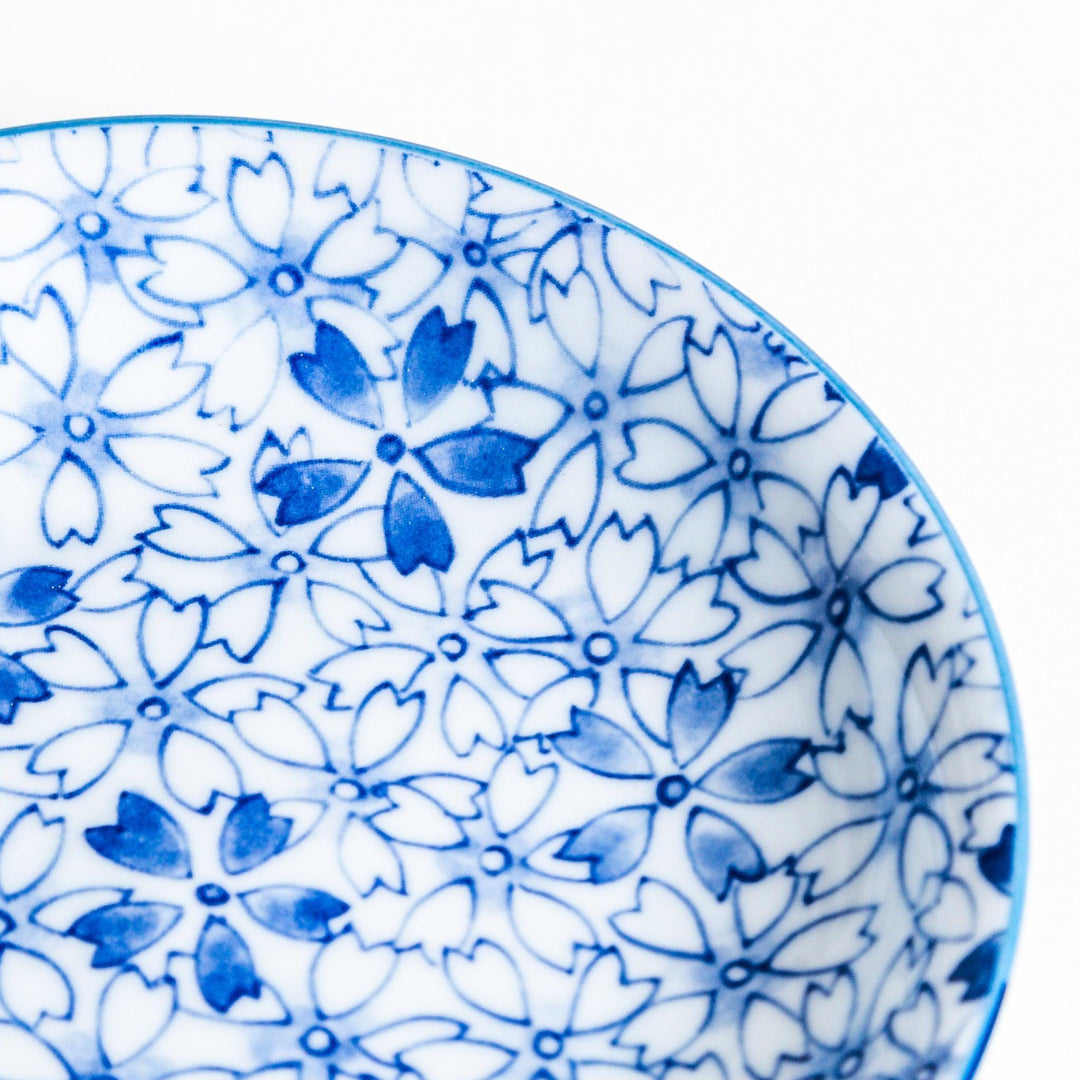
[0,119,1021,1080]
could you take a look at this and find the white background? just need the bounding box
[0,1,1075,1074]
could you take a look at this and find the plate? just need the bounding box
[0,118,1024,1080]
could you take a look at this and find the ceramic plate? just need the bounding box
[0,118,1024,1080]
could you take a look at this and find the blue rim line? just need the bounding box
[0,113,1028,1078]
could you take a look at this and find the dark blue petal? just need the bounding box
[0,652,49,723]
[256,459,370,526]
[85,792,192,878]
[667,662,739,769]
[854,438,908,500]
[948,933,1002,1002]
[288,321,383,428]
[977,824,1015,896]
[383,472,453,575]
[0,567,78,626]
[685,806,765,900]
[195,915,261,1013]
[696,739,813,804]
[219,794,292,874]
[68,901,183,967]
[551,708,655,779]
[239,885,349,941]
[557,805,655,883]
[414,428,538,497]
[403,306,475,424]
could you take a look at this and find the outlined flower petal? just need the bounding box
[138,594,206,686]
[135,237,253,307]
[137,505,257,561]
[587,513,658,623]
[105,433,229,497]
[0,806,63,899]
[529,433,602,545]
[750,372,844,443]
[231,694,330,769]
[635,571,737,648]
[42,451,102,547]
[228,153,293,252]
[0,1020,72,1080]
[486,750,556,837]
[312,927,396,1018]
[0,288,75,397]
[442,675,505,756]
[611,877,711,960]
[18,627,123,690]
[445,939,529,1024]
[52,126,110,195]
[859,557,946,623]
[0,191,63,259]
[203,314,282,429]
[350,684,425,772]
[543,268,601,373]
[508,883,595,971]
[616,420,714,489]
[0,946,72,1026]
[29,720,129,798]
[603,225,679,315]
[114,165,213,220]
[396,878,476,962]
[720,620,819,698]
[617,991,716,1066]
[339,814,405,897]
[97,967,174,1067]
[159,726,242,813]
[97,333,206,417]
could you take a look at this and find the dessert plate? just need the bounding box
[0,118,1023,1080]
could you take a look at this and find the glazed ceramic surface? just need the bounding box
[0,119,1022,1080]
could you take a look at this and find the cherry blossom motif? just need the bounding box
[0,119,1020,1080]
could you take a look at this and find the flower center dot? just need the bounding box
[269,264,303,296]
[836,1050,863,1078]
[271,550,305,574]
[438,632,468,661]
[727,448,751,480]
[462,240,487,266]
[826,587,851,627]
[138,696,169,721]
[376,433,406,464]
[720,959,755,988]
[583,631,617,665]
[76,211,109,240]
[532,1030,563,1059]
[583,391,608,420]
[64,413,95,441]
[300,1025,338,1057]
[656,774,690,807]
[196,882,230,907]
[897,767,920,801]
[480,844,512,876]
[332,778,366,801]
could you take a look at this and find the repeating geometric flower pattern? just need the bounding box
[0,121,1019,1080]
